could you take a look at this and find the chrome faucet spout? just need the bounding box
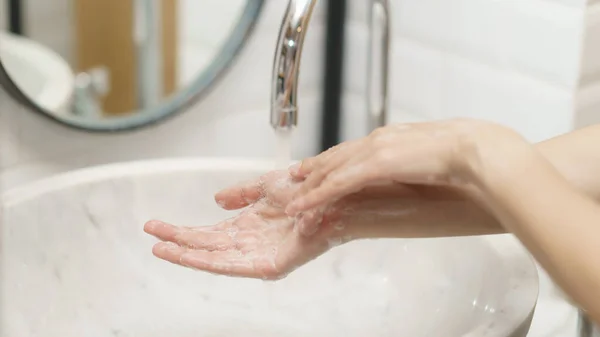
[270,0,317,130]
[270,0,390,133]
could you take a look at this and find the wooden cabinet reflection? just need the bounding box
[73,0,177,115]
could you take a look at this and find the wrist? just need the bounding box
[316,197,376,241]
[456,123,535,189]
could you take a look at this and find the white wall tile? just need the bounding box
[0,104,20,170]
[580,2,600,85]
[342,0,588,145]
[574,80,600,127]
[350,0,586,87]
[437,53,575,141]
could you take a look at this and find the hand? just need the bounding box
[214,176,507,240]
[143,171,349,280]
[285,118,523,216]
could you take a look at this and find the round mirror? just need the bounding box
[0,0,264,131]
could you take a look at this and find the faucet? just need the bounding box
[270,0,390,133]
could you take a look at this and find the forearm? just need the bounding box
[339,193,504,239]
[341,124,600,239]
[340,126,600,320]
[474,133,600,323]
[535,124,600,202]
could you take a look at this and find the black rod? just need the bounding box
[320,0,346,152]
[8,0,24,35]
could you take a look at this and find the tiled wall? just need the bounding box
[1,0,600,191]
[341,0,591,143]
[575,2,600,126]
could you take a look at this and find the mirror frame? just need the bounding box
[0,0,265,132]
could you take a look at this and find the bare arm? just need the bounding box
[146,122,600,291]
[470,130,600,324]
[333,125,600,322]
[535,124,600,202]
[338,124,600,239]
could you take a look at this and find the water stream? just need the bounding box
[274,129,293,169]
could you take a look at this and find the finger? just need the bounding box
[293,149,357,200]
[289,149,336,179]
[152,241,188,265]
[152,243,254,278]
[144,220,179,240]
[288,162,303,178]
[144,220,235,251]
[297,209,324,236]
[291,140,358,178]
[179,250,260,278]
[288,161,380,214]
[287,150,369,216]
[214,179,263,210]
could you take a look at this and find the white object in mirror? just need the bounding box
[0,31,74,113]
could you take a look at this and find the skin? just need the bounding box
[145,119,600,323]
[286,119,600,322]
[144,171,503,280]
[144,171,351,280]
[469,136,600,324]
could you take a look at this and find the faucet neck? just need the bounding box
[270,0,317,130]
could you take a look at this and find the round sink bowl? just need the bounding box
[1,158,538,336]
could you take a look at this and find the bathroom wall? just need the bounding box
[575,2,600,126]
[341,0,594,143]
[0,1,328,189]
[2,0,600,191]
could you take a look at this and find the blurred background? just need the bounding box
[1,0,599,189]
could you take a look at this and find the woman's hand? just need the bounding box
[143,171,348,280]
[144,171,508,280]
[215,177,508,240]
[285,119,524,217]
[143,118,529,280]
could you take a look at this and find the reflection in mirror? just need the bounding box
[0,0,264,131]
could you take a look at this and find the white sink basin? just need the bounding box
[1,158,538,336]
